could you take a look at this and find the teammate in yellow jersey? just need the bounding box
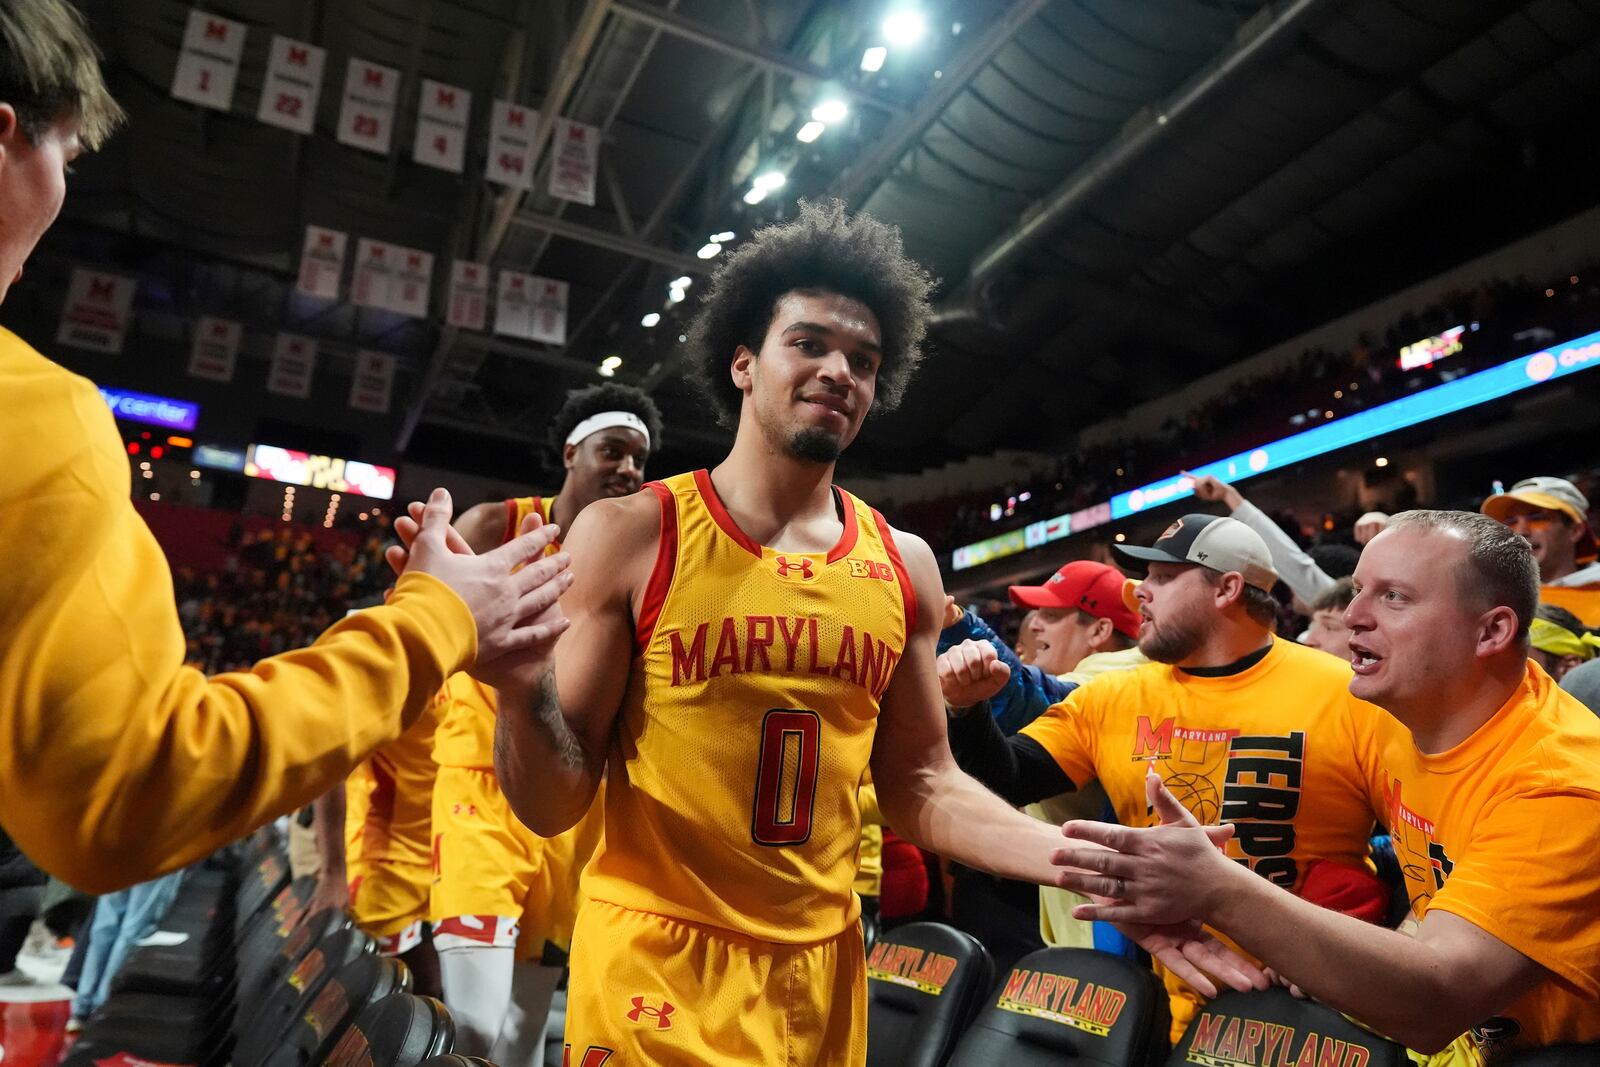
[310,676,449,996]
[463,201,1263,1066]
[429,384,661,1065]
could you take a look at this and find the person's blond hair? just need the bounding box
[0,0,123,149]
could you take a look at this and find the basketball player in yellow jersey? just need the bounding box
[430,384,661,1065]
[311,675,449,996]
[473,201,1263,1066]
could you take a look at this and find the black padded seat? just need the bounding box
[866,922,994,1067]
[252,954,410,1067]
[324,995,456,1067]
[949,947,1169,1067]
[1165,989,1409,1067]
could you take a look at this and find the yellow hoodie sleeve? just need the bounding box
[0,329,476,892]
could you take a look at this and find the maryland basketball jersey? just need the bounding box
[346,685,448,865]
[580,469,914,944]
[433,496,555,770]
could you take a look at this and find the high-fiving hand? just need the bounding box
[937,639,1012,710]
[385,489,573,676]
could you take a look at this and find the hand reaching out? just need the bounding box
[1183,471,1243,511]
[385,489,573,671]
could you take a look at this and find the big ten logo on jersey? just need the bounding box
[847,557,894,581]
[772,554,817,581]
[866,941,960,996]
[996,967,1128,1037]
[1185,1011,1375,1067]
[564,1045,615,1067]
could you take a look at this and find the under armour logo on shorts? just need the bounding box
[626,996,675,1029]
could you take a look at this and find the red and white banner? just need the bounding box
[336,58,400,154]
[547,118,599,206]
[256,35,325,135]
[188,317,242,382]
[495,272,567,345]
[56,269,136,354]
[486,100,538,190]
[413,79,471,174]
[447,261,489,331]
[268,334,318,398]
[352,240,433,318]
[296,225,347,300]
[171,9,246,112]
[349,351,397,413]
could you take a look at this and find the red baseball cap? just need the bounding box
[1008,561,1140,639]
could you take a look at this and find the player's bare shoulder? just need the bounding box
[563,489,664,601]
[880,521,944,635]
[453,499,511,554]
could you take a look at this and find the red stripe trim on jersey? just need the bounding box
[502,497,520,545]
[635,482,678,656]
[872,507,917,634]
[693,468,762,558]
[826,487,860,564]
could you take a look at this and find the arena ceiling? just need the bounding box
[30,0,1600,484]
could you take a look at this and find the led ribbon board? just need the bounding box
[951,326,1600,571]
[99,386,200,431]
[244,443,397,500]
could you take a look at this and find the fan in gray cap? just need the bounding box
[1113,513,1279,592]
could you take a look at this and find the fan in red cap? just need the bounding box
[1007,561,1142,674]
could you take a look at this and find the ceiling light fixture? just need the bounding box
[752,170,786,192]
[796,120,825,143]
[860,46,887,72]
[811,100,847,124]
[697,242,722,259]
[641,312,661,327]
[882,10,927,46]
[709,231,735,243]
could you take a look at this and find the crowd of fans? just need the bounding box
[173,521,394,675]
[893,263,1600,554]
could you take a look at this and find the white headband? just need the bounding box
[566,410,650,449]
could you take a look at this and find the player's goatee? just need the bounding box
[789,428,843,463]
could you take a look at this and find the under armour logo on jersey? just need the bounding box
[626,996,675,1029]
[773,555,815,580]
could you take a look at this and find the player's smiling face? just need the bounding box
[735,290,881,464]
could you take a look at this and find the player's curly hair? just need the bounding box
[686,199,936,428]
[546,382,663,462]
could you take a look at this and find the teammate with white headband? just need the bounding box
[367,383,660,1067]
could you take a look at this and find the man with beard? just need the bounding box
[944,513,1391,1041]
[426,383,660,1065]
[472,202,1260,1066]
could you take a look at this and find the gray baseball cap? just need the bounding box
[1113,513,1278,592]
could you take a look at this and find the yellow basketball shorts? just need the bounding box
[563,899,867,1067]
[430,765,601,959]
[347,858,430,954]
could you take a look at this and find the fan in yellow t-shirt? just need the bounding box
[945,514,1390,1041]
[1052,511,1600,1059]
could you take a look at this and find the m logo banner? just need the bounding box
[57,268,136,354]
[170,9,246,112]
[337,58,400,154]
[188,317,242,382]
[297,226,347,300]
[257,35,326,135]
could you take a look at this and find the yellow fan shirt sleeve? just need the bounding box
[0,328,476,892]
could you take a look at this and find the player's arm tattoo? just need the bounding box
[533,666,586,770]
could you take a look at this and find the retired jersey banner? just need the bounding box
[267,333,317,398]
[547,118,599,206]
[486,100,538,190]
[296,225,346,300]
[495,272,567,344]
[447,260,489,330]
[413,79,471,173]
[336,58,400,154]
[256,35,325,135]
[188,316,242,382]
[170,9,246,112]
[56,269,136,354]
[349,350,396,413]
[352,240,433,318]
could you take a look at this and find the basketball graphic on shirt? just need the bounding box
[1162,771,1221,825]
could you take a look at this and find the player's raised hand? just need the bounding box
[937,639,1011,710]
[384,488,572,667]
[941,594,962,629]
[1354,511,1390,545]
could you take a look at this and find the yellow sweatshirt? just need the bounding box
[0,327,476,892]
